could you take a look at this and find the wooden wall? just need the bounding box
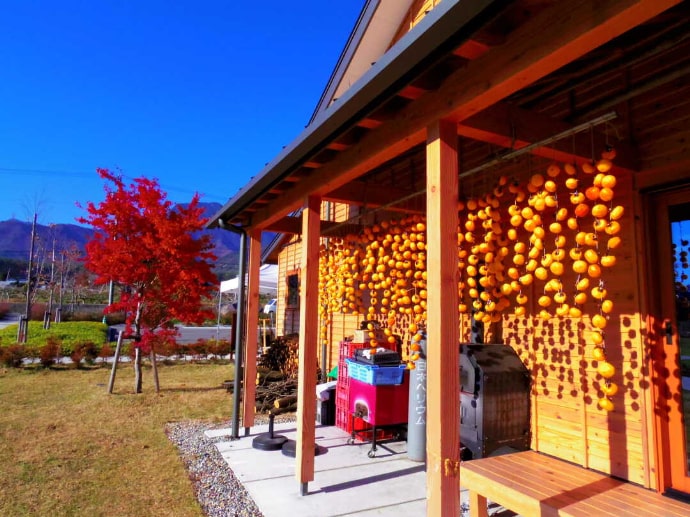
[483,166,649,484]
[268,4,690,487]
[274,201,360,374]
[390,0,443,49]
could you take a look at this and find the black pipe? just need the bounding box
[218,219,247,440]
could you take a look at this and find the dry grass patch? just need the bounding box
[0,362,233,516]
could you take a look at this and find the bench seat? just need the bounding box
[460,450,690,517]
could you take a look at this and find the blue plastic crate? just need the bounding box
[345,359,406,385]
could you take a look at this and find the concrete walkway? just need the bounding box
[205,422,491,517]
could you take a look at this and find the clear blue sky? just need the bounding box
[0,1,363,225]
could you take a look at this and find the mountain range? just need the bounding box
[0,203,275,279]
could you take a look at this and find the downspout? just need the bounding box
[218,218,248,440]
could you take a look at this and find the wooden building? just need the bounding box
[209,0,690,515]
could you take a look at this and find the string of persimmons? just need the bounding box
[318,148,622,412]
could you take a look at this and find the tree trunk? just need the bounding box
[150,344,160,393]
[134,347,143,393]
[133,299,143,394]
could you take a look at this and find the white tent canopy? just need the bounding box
[220,264,278,295]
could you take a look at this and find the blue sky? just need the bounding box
[0,1,363,225]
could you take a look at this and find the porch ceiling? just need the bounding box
[210,0,685,235]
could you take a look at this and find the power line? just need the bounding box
[0,167,227,202]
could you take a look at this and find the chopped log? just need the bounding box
[256,369,285,385]
[253,378,299,413]
[274,395,298,409]
[270,403,298,416]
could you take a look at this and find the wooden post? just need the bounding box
[296,195,320,493]
[107,330,124,394]
[426,119,460,516]
[242,229,262,432]
[150,346,160,394]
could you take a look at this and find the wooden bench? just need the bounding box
[460,450,690,517]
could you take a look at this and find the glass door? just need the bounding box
[650,187,690,495]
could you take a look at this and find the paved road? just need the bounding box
[0,315,273,346]
[0,313,21,330]
[109,324,235,344]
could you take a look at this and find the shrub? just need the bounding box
[29,303,47,322]
[0,302,10,320]
[70,341,99,366]
[70,345,85,366]
[99,343,114,359]
[151,335,178,357]
[0,344,26,368]
[39,336,62,367]
[189,339,208,360]
[208,339,232,357]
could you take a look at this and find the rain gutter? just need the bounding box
[217,220,247,439]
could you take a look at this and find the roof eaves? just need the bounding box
[309,0,379,124]
[207,0,502,230]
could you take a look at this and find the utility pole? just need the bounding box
[45,237,56,329]
[18,213,37,343]
[56,251,65,323]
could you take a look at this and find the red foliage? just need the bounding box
[78,169,217,344]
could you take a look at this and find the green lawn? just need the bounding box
[0,362,234,516]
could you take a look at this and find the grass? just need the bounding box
[0,362,234,516]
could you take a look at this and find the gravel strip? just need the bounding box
[166,414,296,517]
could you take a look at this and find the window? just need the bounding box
[287,272,299,308]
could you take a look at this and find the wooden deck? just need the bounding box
[460,451,690,517]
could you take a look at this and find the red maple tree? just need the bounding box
[79,168,217,392]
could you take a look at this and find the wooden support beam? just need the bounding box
[295,195,320,489]
[263,215,363,236]
[425,119,460,517]
[249,0,677,229]
[326,127,365,152]
[398,84,429,100]
[325,181,422,210]
[242,229,262,430]
[453,39,490,60]
[357,117,383,129]
[264,216,303,234]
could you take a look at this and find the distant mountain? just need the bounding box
[0,219,93,261]
[0,202,275,280]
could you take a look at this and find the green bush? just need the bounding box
[0,321,107,350]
